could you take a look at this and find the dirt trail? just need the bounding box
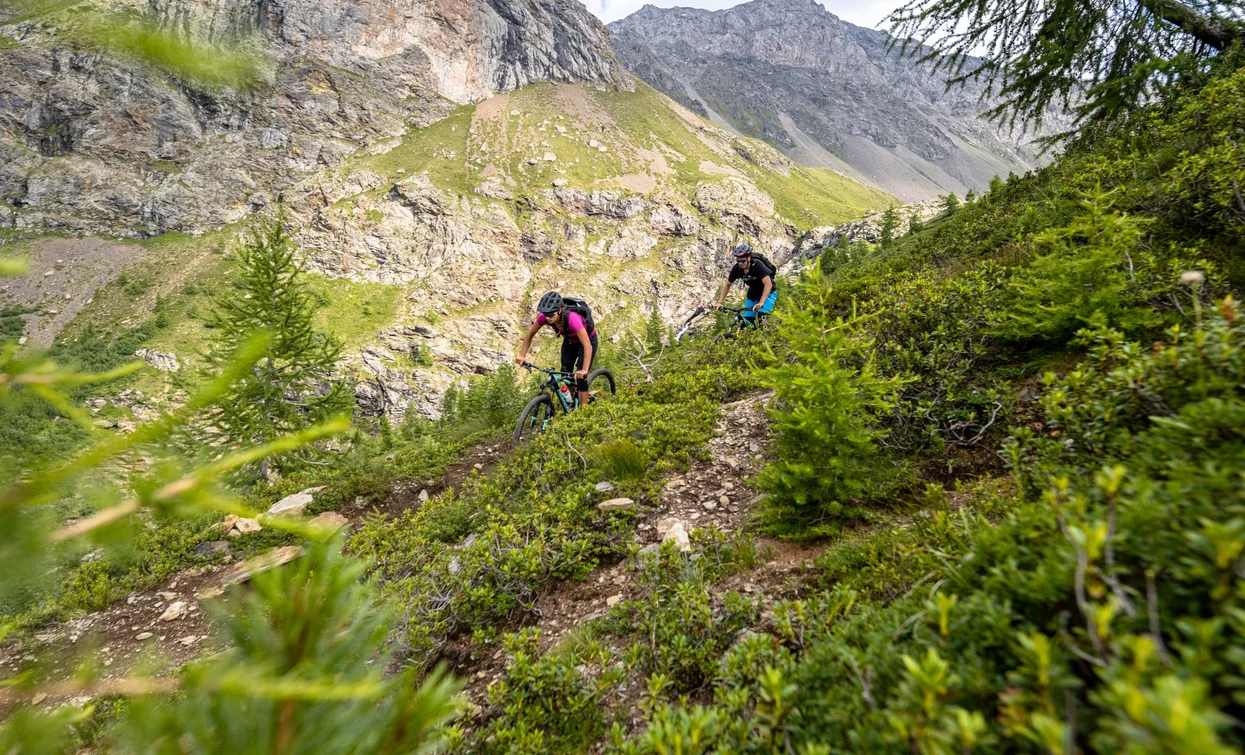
[0,564,222,714]
[3,396,822,717]
[455,391,830,705]
[356,438,511,522]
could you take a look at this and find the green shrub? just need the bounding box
[992,188,1212,344]
[756,266,909,538]
[471,628,625,754]
[625,548,759,691]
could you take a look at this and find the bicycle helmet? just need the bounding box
[731,243,753,260]
[536,290,564,315]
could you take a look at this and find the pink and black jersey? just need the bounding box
[537,311,596,339]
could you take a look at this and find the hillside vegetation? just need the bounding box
[390,59,1245,754]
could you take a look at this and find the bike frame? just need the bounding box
[525,363,581,412]
[675,305,767,342]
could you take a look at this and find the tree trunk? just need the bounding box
[1140,0,1239,50]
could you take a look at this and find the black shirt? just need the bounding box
[728,255,778,301]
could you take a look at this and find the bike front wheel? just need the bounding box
[586,368,616,397]
[514,393,555,444]
[713,321,740,344]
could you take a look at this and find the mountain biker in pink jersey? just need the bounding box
[515,291,599,403]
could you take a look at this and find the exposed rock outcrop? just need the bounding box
[780,198,947,275]
[0,0,628,237]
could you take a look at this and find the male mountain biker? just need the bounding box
[515,291,598,403]
[713,243,777,326]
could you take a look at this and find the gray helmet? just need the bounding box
[732,243,753,259]
[537,290,564,314]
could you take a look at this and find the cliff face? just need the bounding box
[144,0,629,103]
[0,0,628,236]
[609,0,1066,201]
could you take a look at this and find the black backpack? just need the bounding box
[562,296,596,335]
[750,254,778,288]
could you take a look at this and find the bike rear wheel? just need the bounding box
[514,394,555,444]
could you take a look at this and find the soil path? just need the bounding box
[354,437,511,522]
[0,564,223,715]
[454,391,830,706]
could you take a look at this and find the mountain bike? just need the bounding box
[513,362,616,443]
[675,305,769,344]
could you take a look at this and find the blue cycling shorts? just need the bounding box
[742,291,777,321]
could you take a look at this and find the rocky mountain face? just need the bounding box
[609,0,1064,201]
[779,197,948,277]
[277,83,885,420]
[0,0,628,237]
[0,0,891,425]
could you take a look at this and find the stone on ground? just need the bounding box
[598,497,634,511]
[158,601,188,622]
[309,511,349,532]
[194,540,231,558]
[219,514,263,537]
[268,491,314,517]
[663,522,691,552]
[655,516,683,538]
[196,545,306,599]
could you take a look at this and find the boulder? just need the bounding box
[135,348,181,372]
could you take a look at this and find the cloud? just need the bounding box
[591,0,904,29]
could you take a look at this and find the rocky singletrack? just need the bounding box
[454,391,830,707]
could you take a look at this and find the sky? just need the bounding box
[589,0,904,28]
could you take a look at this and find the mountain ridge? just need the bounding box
[609,0,1066,200]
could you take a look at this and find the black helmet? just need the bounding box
[537,291,564,315]
[732,243,753,259]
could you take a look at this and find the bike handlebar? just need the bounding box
[521,362,575,377]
